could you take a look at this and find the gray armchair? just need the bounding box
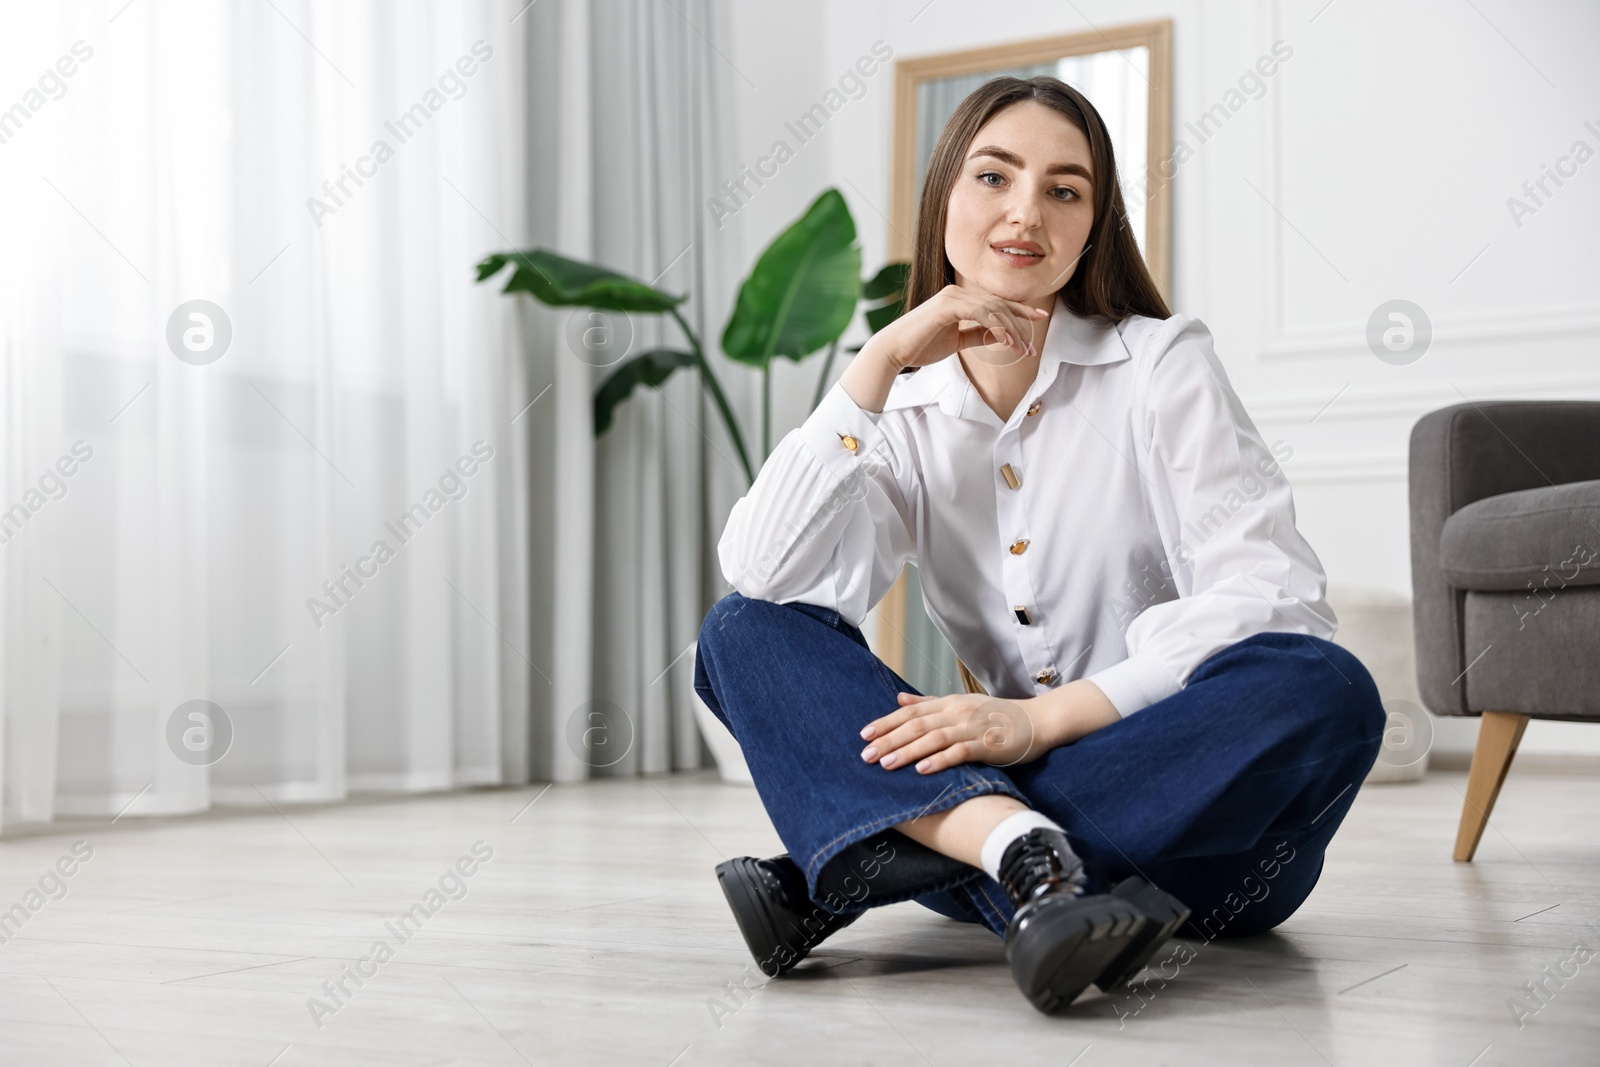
[1409,400,1600,861]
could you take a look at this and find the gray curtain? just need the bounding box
[523,0,747,780]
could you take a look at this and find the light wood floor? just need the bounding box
[1,768,1596,1066]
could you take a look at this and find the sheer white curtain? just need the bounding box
[0,0,534,827]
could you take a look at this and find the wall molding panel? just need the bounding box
[1244,376,1600,425]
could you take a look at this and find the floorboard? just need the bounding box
[1,769,1595,1065]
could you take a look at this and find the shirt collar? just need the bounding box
[881,291,1132,422]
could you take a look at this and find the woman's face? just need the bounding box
[944,100,1096,311]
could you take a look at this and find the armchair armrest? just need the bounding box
[1409,400,1600,716]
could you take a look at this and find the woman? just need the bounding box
[693,75,1384,1015]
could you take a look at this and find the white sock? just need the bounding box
[979,809,1081,883]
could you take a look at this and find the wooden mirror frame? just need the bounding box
[871,20,1174,690]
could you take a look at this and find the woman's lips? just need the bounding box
[992,246,1045,267]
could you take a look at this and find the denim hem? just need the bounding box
[829,864,990,918]
[971,879,1014,937]
[801,771,1030,895]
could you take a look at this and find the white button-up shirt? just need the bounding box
[716,293,1338,717]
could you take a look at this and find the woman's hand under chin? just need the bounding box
[857,679,1122,774]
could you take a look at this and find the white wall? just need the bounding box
[723,0,1600,758]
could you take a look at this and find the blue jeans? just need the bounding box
[693,592,1386,940]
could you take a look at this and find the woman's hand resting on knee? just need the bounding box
[857,680,1122,774]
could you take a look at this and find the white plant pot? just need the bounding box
[687,642,753,785]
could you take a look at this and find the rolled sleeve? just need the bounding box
[716,380,915,625]
[796,379,888,473]
[1084,651,1184,719]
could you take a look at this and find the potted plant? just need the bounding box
[475,187,907,479]
[477,188,908,780]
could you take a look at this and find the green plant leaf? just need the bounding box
[864,300,903,335]
[593,348,698,436]
[721,188,861,368]
[862,260,909,335]
[476,249,686,313]
[862,261,909,301]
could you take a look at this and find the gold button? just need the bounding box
[1035,667,1058,685]
[1000,463,1020,490]
[1013,605,1032,625]
[1009,538,1030,555]
[839,433,858,453]
[1026,399,1042,417]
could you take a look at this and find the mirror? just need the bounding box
[874,20,1173,693]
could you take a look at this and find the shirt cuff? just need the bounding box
[1084,652,1184,718]
[796,380,886,474]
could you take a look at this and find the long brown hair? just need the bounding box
[905,76,1170,328]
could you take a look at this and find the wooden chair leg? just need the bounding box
[1453,710,1531,862]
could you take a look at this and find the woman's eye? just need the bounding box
[977,171,1080,201]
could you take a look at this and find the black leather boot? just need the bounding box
[997,826,1189,1013]
[1092,874,1193,993]
[716,854,860,977]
